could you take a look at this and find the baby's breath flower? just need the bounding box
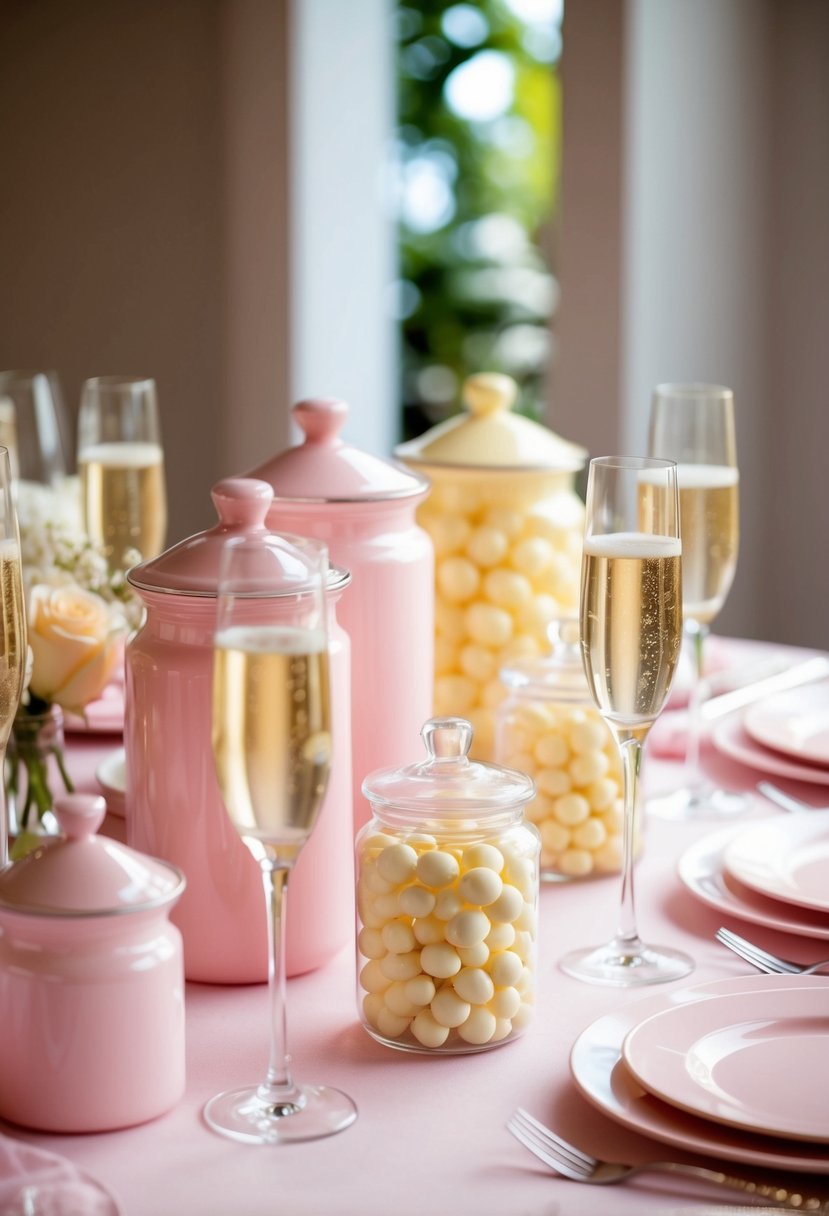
[16,476,144,632]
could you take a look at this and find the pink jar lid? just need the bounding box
[246,398,429,503]
[127,476,350,598]
[362,716,534,817]
[0,795,185,917]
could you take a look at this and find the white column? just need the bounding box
[622,0,772,635]
[290,0,397,455]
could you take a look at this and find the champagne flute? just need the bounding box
[559,456,694,986]
[0,370,71,487]
[203,530,357,1144]
[77,376,167,570]
[0,446,29,866]
[647,383,742,819]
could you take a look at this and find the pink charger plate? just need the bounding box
[712,713,829,786]
[570,975,829,1172]
[677,825,829,939]
[621,979,829,1141]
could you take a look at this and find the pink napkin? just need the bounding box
[0,1136,120,1216]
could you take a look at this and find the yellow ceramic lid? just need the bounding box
[395,373,587,472]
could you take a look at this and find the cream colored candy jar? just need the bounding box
[355,717,539,1055]
[396,373,586,761]
[496,620,642,882]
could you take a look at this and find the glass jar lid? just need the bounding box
[0,796,185,917]
[127,477,351,598]
[500,618,590,703]
[395,373,587,473]
[246,397,429,503]
[362,716,534,818]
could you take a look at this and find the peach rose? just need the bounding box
[27,585,123,715]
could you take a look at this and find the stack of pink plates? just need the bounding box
[570,973,829,1171]
[678,811,829,940]
[713,681,829,786]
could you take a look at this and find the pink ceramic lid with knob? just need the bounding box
[127,476,350,598]
[0,795,185,917]
[246,397,429,502]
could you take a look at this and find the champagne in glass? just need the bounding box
[203,532,356,1145]
[77,377,167,570]
[0,370,71,487]
[647,383,742,818]
[0,447,28,865]
[560,457,693,986]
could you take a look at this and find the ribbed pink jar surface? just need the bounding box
[125,479,354,983]
[247,398,434,830]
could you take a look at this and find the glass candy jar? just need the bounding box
[496,620,636,882]
[396,373,586,761]
[356,716,539,1055]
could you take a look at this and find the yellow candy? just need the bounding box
[437,556,481,603]
[483,568,533,610]
[465,601,513,648]
[466,526,509,568]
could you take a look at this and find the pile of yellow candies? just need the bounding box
[420,476,583,759]
[356,827,538,1053]
[497,702,629,880]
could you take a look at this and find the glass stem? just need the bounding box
[257,858,304,1114]
[684,620,710,788]
[614,730,646,951]
[0,744,7,868]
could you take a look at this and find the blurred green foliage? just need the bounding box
[395,0,562,437]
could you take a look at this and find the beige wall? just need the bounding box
[0,0,290,546]
[2,0,827,647]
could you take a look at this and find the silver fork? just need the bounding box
[506,1108,829,1210]
[715,926,829,975]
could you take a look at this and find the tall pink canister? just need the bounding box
[246,397,434,829]
[125,477,353,983]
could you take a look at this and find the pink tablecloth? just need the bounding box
[6,638,829,1216]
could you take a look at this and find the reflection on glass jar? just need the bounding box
[497,620,642,882]
[355,716,539,1054]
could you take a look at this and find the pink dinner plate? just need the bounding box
[96,747,127,819]
[570,975,829,1172]
[677,826,829,940]
[712,713,829,787]
[622,981,829,1141]
[744,683,829,768]
[723,811,829,915]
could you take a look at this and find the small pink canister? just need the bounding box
[246,398,434,829]
[125,477,353,984]
[0,795,185,1133]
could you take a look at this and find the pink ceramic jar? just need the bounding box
[246,398,434,830]
[0,795,185,1133]
[125,477,353,984]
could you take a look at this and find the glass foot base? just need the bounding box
[559,938,695,987]
[204,1083,357,1145]
[647,784,751,821]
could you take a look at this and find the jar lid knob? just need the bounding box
[462,373,518,418]
[54,794,107,840]
[420,716,473,763]
[292,397,349,444]
[210,477,273,527]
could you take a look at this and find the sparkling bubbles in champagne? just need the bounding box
[0,542,25,746]
[212,625,331,855]
[580,533,682,729]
